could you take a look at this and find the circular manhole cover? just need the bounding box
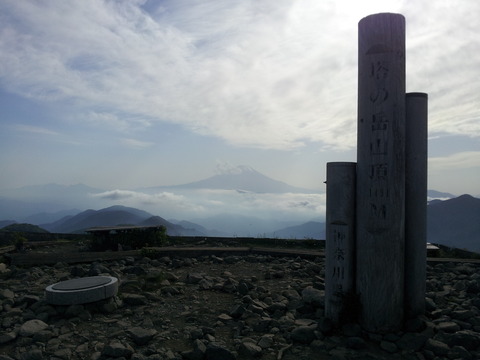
[52,276,111,291]
[45,276,119,305]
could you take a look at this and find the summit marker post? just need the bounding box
[325,162,356,324]
[324,13,428,333]
[356,13,406,333]
[405,92,428,319]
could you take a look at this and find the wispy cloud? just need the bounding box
[0,0,478,150]
[430,151,480,171]
[13,124,60,136]
[121,138,154,149]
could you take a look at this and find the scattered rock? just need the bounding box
[436,321,461,333]
[446,330,480,350]
[397,332,427,351]
[19,349,43,360]
[424,338,450,356]
[0,289,14,301]
[257,334,274,349]
[1,249,480,360]
[186,272,204,284]
[301,286,324,307]
[102,341,134,358]
[448,345,473,360]
[0,355,15,360]
[0,331,17,344]
[19,319,49,337]
[64,304,84,318]
[425,297,437,311]
[239,341,262,357]
[127,327,157,345]
[217,313,232,322]
[182,339,207,360]
[205,342,236,360]
[290,325,317,344]
[122,293,148,305]
[229,304,246,319]
[380,340,398,353]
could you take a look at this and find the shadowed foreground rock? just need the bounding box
[1,251,480,359]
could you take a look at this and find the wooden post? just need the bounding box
[356,13,406,333]
[405,92,428,318]
[325,162,356,324]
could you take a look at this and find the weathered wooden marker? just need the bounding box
[405,92,428,319]
[356,13,406,333]
[325,13,428,333]
[325,162,356,323]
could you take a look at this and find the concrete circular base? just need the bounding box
[45,276,118,305]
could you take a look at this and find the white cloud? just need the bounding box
[0,0,478,150]
[91,189,135,201]
[90,189,206,214]
[179,188,326,220]
[89,187,326,221]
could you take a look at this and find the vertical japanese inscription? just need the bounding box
[356,13,406,333]
[331,223,348,296]
[367,57,390,224]
[325,161,356,324]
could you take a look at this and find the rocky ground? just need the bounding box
[1,242,480,360]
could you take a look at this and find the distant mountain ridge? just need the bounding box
[0,166,477,250]
[427,190,456,201]
[1,195,479,252]
[168,220,229,237]
[0,223,49,234]
[427,194,480,252]
[40,205,205,236]
[142,165,316,194]
[23,209,81,225]
[0,164,462,222]
[0,167,317,220]
[268,221,326,239]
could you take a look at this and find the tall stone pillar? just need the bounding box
[405,92,428,318]
[325,162,356,324]
[356,13,406,333]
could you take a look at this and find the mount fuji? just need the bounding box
[139,165,316,194]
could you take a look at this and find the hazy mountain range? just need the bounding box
[427,194,480,252]
[1,196,479,252]
[0,166,459,220]
[0,166,322,221]
[0,166,478,250]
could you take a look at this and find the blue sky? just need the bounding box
[0,0,479,199]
